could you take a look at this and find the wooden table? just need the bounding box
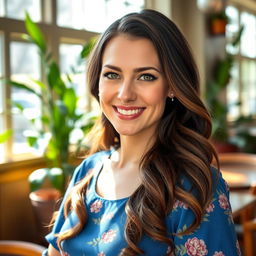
[222,168,256,190]
[218,153,256,190]
[230,191,256,221]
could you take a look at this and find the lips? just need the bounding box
[113,105,145,120]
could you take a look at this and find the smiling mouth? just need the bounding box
[113,106,145,119]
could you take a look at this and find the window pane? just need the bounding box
[226,6,239,54]
[227,61,240,121]
[0,33,3,113]
[10,41,41,155]
[5,0,41,21]
[57,0,144,32]
[59,43,87,110]
[241,60,256,116]
[0,0,4,18]
[240,12,256,58]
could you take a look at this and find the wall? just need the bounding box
[171,0,207,94]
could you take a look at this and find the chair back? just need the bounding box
[0,240,46,256]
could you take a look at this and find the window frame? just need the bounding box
[226,3,256,122]
[0,0,149,166]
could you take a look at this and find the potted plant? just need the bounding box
[208,10,229,35]
[230,115,256,154]
[6,13,96,242]
[205,26,243,152]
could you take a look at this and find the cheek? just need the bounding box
[142,86,168,106]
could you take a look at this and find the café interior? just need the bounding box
[0,0,256,255]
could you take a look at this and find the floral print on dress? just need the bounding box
[173,199,188,210]
[217,191,233,224]
[87,229,117,247]
[90,199,103,213]
[218,194,229,210]
[102,229,117,243]
[206,202,215,213]
[185,237,208,256]
[213,252,225,256]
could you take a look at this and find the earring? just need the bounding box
[170,93,174,102]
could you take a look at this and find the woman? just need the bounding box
[44,9,240,256]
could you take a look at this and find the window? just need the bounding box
[226,5,256,121]
[57,0,144,33]
[0,0,145,163]
[0,0,41,21]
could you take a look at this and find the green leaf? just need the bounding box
[63,88,77,114]
[6,80,42,98]
[28,168,48,191]
[13,102,24,111]
[25,12,46,53]
[0,130,12,143]
[80,37,97,59]
[47,62,66,94]
[31,79,46,90]
[41,115,50,124]
[47,168,64,192]
[27,136,38,147]
[45,139,59,160]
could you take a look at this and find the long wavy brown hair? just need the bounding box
[56,9,219,255]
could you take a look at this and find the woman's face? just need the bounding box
[98,34,169,138]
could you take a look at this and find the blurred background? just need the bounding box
[0,0,256,255]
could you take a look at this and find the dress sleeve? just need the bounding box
[44,158,92,251]
[167,174,241,256]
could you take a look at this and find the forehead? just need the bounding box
[101,35,160,68]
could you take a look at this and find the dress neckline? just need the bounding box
[91,151,130,202]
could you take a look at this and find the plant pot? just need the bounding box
[213,141,239,153]
[29,188,61,245]
[210,19,227,35]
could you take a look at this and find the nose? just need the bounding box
[117,79,136,103]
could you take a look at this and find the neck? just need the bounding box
[112,132,155,169]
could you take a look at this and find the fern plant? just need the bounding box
[7,13,96,193]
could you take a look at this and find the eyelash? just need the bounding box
[103,72,120,79]
[139,74,157,81]
[103,72,157,81]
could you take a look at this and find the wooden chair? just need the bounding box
[0,240,46,256]
[217,153,256,255]
[243,185,256,256]
[217,153,256,190]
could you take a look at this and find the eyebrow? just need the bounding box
[103,64,161,73]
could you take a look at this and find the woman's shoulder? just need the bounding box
[72,150,112,183]
[181,166,229,195]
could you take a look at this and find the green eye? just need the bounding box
[104,72,120,79]
[140,74,157,81]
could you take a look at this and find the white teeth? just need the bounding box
[117,108,142,115]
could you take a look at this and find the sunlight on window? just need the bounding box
[241,60,256,116]
[241,12,256,58]
[227,62,239,121]
[226,6,239,55]
[1,0,41,21]
[57,0,144,33]
[59,43,88,110]
[10,41,41,155]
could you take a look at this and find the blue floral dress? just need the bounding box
[44,150,241,256]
